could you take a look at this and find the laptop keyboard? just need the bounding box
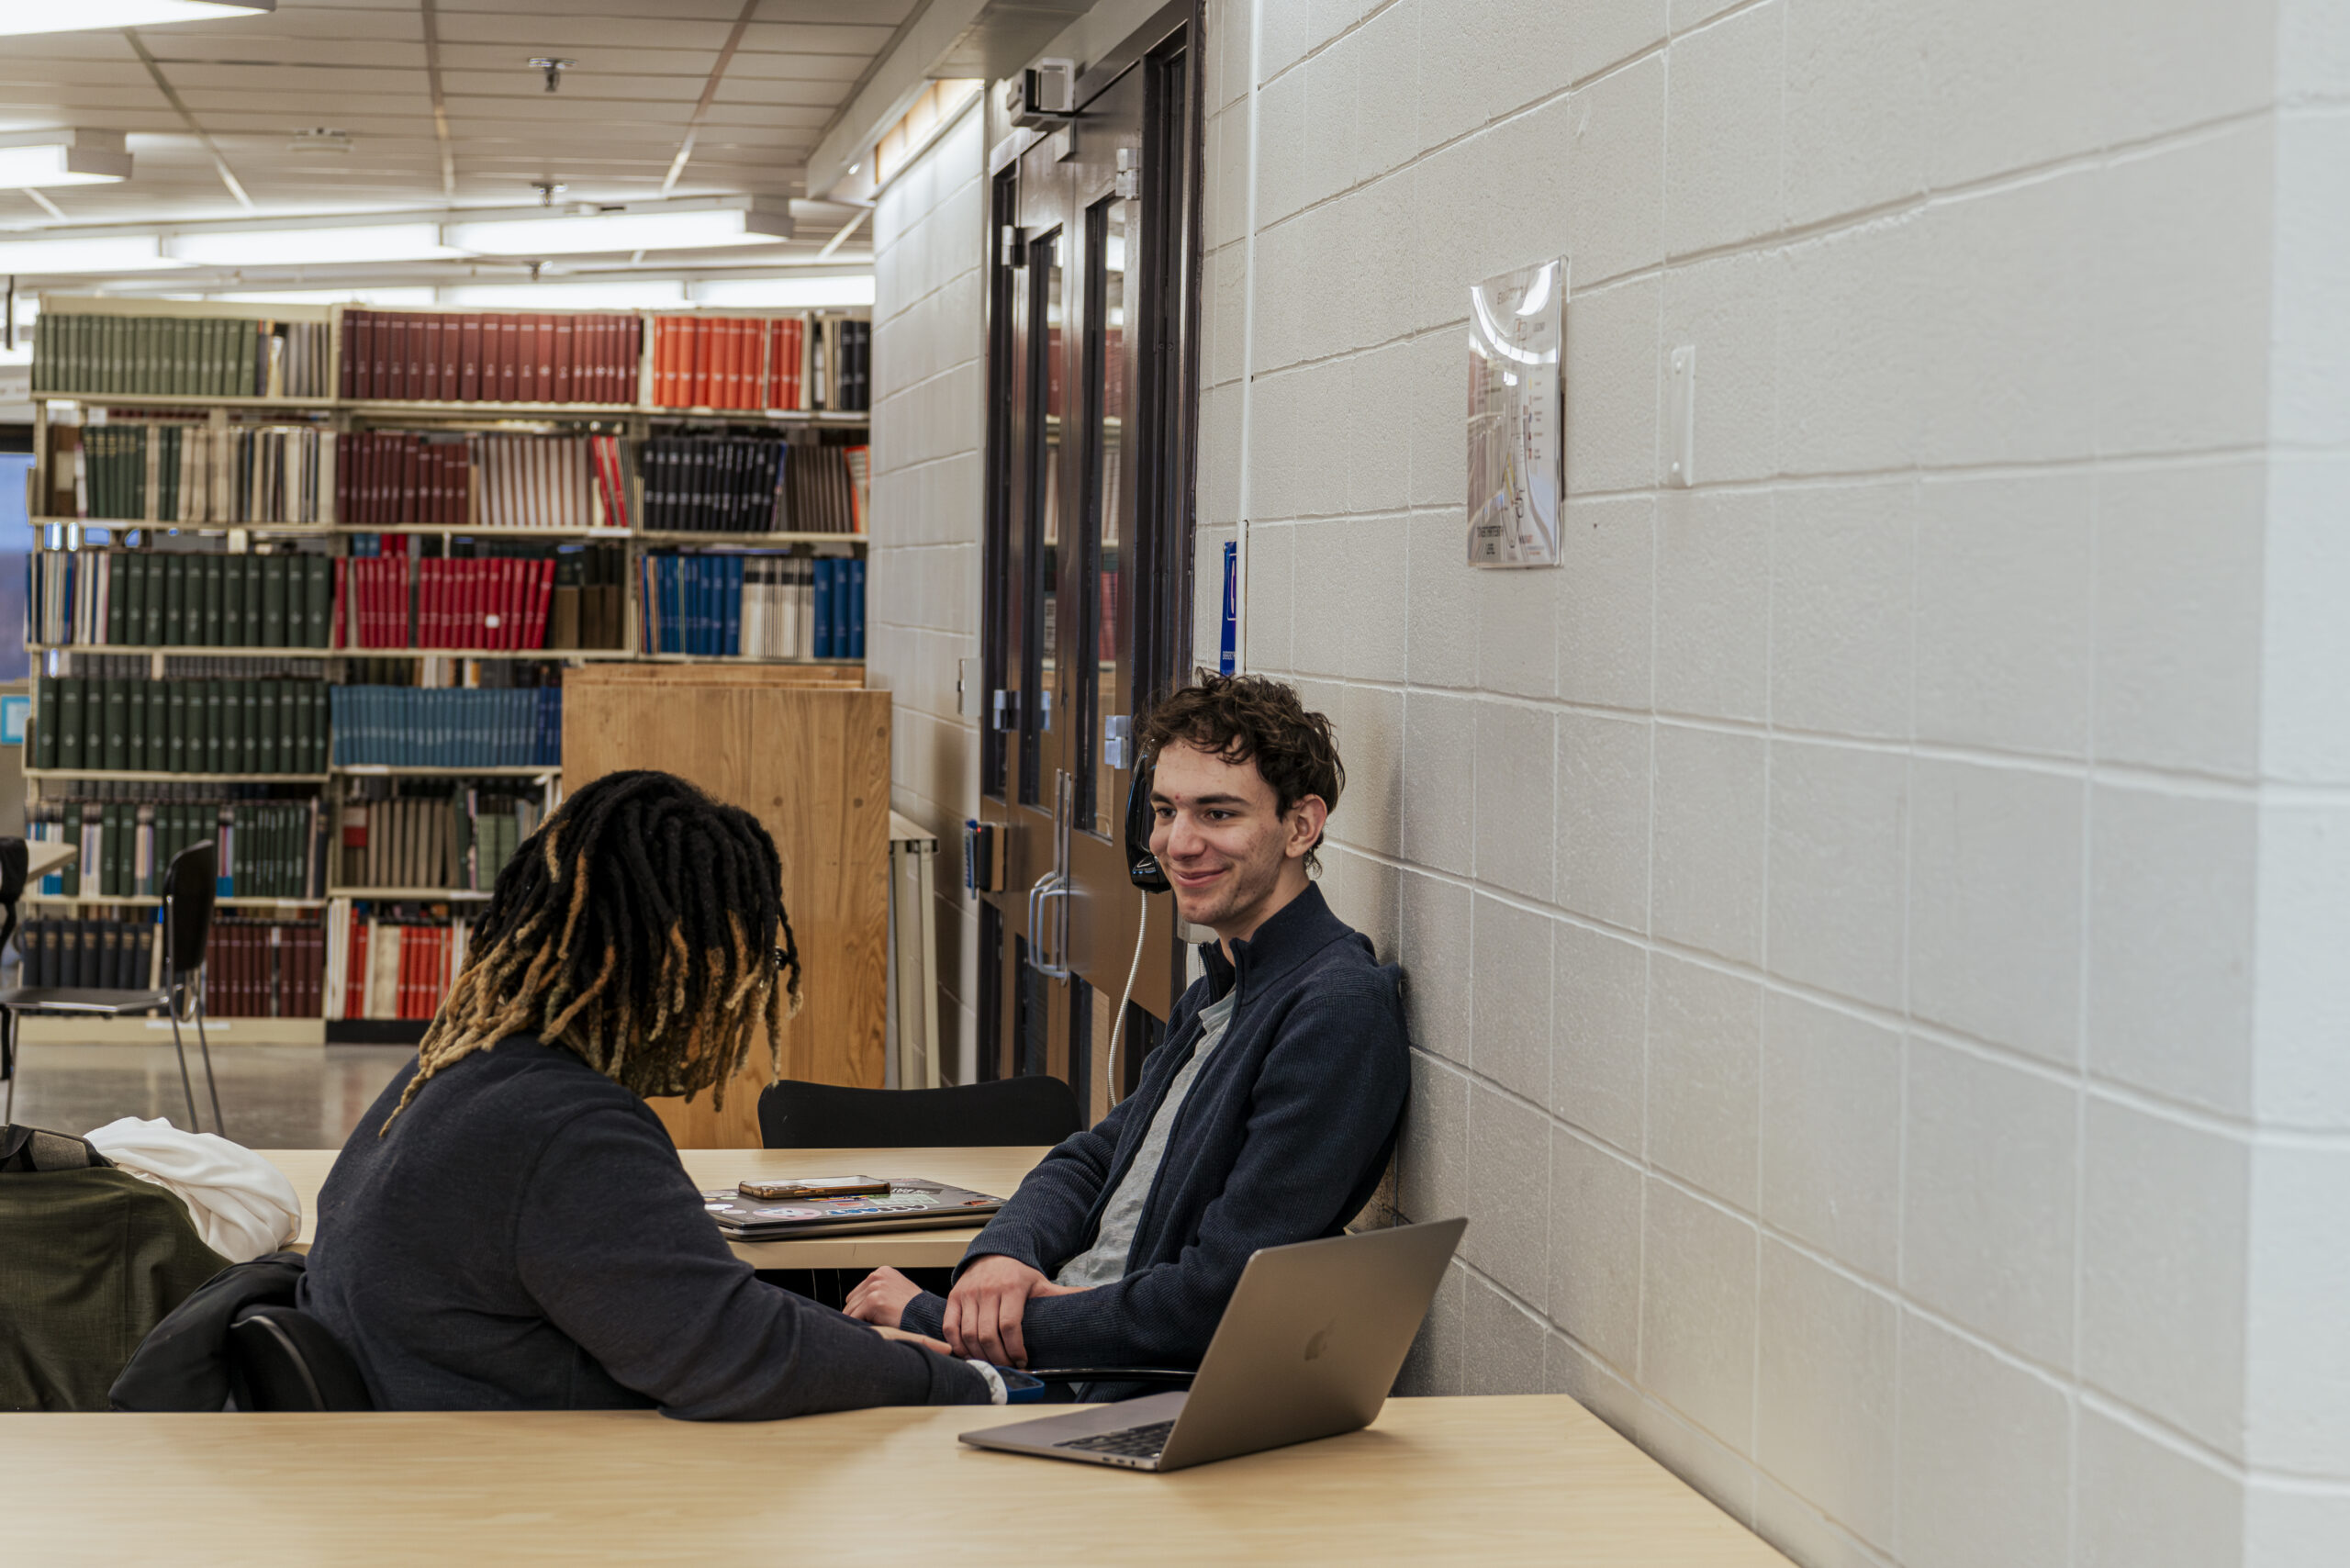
[1055,1419,1176,1461]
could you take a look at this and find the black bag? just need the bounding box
[109,1250,309,1412]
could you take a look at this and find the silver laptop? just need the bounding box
[958,1215,1467,1473]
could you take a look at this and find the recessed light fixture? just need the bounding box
[164,221,461,267]
[690,275,875,309]
[0,234,187,273]
[443,198,793,257]
[0,129,130,189]
[0,0,274,35]
[286,128,352,156]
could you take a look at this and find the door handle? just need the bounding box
[1027,868,1072,980]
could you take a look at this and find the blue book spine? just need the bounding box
[688,556,705,655]
[847,558,866,659]
[665,557,682,655]
[813,560,834,659]
[724,557,744,655]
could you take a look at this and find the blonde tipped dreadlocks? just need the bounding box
[383,769,804,1130]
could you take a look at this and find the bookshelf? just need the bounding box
[23,295,873,1042]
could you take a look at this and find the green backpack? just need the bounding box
[0,1125,229,1410]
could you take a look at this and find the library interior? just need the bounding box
[0,3,2343,1566]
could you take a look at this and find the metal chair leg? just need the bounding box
[2,1007,14,1126]
[193,991,225,1139]
[166,1004,202,1133]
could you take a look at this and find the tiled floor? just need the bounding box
[5,1043,412,1148]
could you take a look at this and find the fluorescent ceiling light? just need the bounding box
[209,286,437,307]
[164,222,459,267]
[437,280,688,309]
[0,130,129,188]
[690,275,875,309]
[0,235,186,273]
[0,0,274,34]
[445,204,790,257]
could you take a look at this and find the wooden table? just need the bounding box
[24,839,75,880]
[263,1146,1049,1269]
[0,1396,1793,1565]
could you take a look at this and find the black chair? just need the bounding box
[225,1304,375,1412]
[756,1075,1083,1150]
[0,840,224,1136]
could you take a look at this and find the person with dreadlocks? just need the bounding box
[299,769,1003,1416]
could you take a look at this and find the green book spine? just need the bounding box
[55,677,81,769]
[162,554,185,645]
[201,554,224,646]
[222,552,246,647]
[257,679,280,775]
[165,682,185,773]
[122,552,145,647]
[198,680,219,774]
[103,678,127,771]
[303,555,330,647]
[245,555,267,645]
[33,673,57,770]
[105,552,127,644]
[307,681,325,771]
[125,682,146,773]
[261,554,288,647]
[141,553,163,644]
[240,678,260,773]
[219,676,243,773]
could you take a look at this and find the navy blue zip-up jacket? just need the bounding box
[301,1038,990,1417]
[900,882,1410,1368]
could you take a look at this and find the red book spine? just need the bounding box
[418,560,435,649]
[489,559,510,650]
[554,314,575,403]
[440,313,459,400]
[513,317,533,402]
[536,314,555,402]
[421,315,442,402]
[370,311,389,399]
[497,315,519,402]
[531,557,554,647]
[459,314,480,402]
[512,559,532,649]
[654,318,673,407]
[340,311,358,398]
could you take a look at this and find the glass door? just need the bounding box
[978,19,1200,1121]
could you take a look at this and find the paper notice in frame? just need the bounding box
[1466,257,1565,567]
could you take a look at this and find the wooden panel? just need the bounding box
[563,676,891,1147]
[5,1398,1796,1565]
[570,663,865,688]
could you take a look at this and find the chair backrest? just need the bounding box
[757,1076,1083,1149]
[162,839,217,979]
[0,835,26,961]
[225,1304,375,1412]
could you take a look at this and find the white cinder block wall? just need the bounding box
[1192,2,2350,1565]
[868,101,988,1082]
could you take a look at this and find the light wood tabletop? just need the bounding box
[263,1145,1049,1269]
[1,1396,1793,1566]
[25,840,75,879]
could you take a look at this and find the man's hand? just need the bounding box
[867,1324,953,1355]
[941,1254,1086,1368]
[843,1266,923,1328]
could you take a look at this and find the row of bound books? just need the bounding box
[29,548,333,649]
[33,676,330,776]
[39,797,322,901]
[48,420,334,525]
[647,315,869,411]
[32,314,332,398]
[637,554,865,659]
[203,918,328,1018]
[338,310,642,405]
[16,917,159,991]
[327,686,562,769]
[326,912,466,1021]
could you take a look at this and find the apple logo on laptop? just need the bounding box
[1304,1319,1337,1361]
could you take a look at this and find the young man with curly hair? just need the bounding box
[846,674,1411,1380]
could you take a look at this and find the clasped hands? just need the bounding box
[844,1254,1085,1368]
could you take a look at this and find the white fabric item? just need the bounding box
[967,1360,1008,1405]
[83,1116,302,1264]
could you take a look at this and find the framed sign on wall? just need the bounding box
[1466,257,1565,568]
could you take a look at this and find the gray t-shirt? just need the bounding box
[1054,989,1238,1289]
